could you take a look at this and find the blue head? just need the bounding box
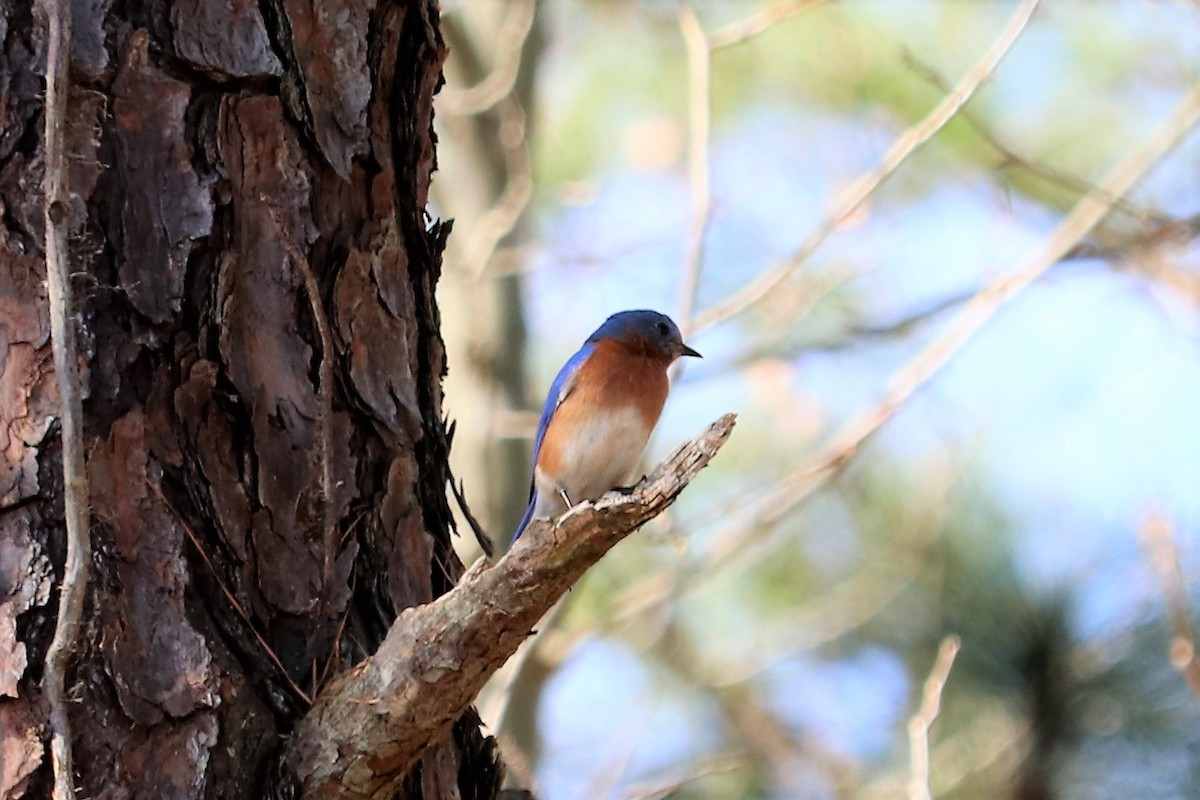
[586,310,701,361]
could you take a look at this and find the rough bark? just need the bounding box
[283,414,737,799]
[0,1,503,797]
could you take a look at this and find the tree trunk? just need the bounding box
[0,1,502,797]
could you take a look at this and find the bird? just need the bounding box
[511,309,700,544]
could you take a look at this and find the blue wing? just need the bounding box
[513,343,595,541]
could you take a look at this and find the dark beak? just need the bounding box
[679,343,702,359]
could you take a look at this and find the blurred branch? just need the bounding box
[1065,215,1200,264]
[626,605,859,795]
[701,549,927,685]
[282,415,736,798]
[702,79,1200,571]
[908,636,961,800]
[1139,511,1200,700]
[676,5,710,343]
[38,1,92,799]
[486,596,572,762]
[827,289,986,344]
[862,706,1027,800]
[1126,247,1200,316]
[610,418,947,686]
[466,100,534,279]
[902,51,1170,227]
[583,707,656,800]
[717,682,856,794]
[708,0,827,51]
[439,0,537,116]
[649,620,859,797]
[667,475,949,728]
[625,753,745,800]
[705,221,1197,376]
[692,0,1041,333]
[438,2,538,281]
[567,557,861,795]
[700,279,989,376]
[495,732,537,793]
[902,53,1200,307]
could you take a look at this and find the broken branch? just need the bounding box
[282,414,737,799]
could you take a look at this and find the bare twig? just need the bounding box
[38,1,92,798]
[282,415,736,799]
[908,636,962,800]
[862,705,1026,800]
[703,79,1200,569]
[739,77,1200,542]
[1139,512,1200,700]
[708,0,827,51]
[692,0,1041,333]
[624,753,745,800]
[700,219,1195,375]
[467,100,534,278]
[675,5,710,346]
[901,51,1167,226]
[439,0,537,116]
[317,571,356,690]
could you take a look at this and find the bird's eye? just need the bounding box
[656,322,670,336]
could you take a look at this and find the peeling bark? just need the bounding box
[110,31,213,325]
[1,1,504,797]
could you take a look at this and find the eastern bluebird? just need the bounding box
[512,309,700,543]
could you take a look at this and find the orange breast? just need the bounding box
[582,338,670,427]
[536,339,670,499]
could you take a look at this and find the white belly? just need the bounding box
[534,406,650,515]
